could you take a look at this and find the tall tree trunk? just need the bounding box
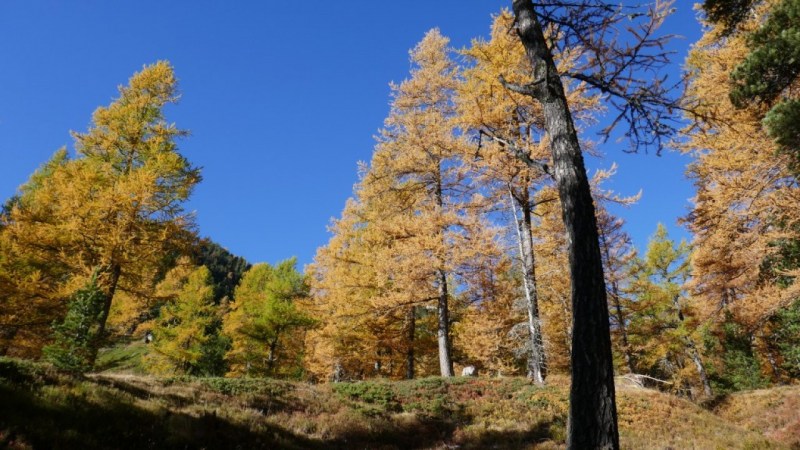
[434,172,454,377]
[90,263,122,367]
[405,306,416,379]
[509,187,547,385]
[511,2,619,448]
[437,268,454,377]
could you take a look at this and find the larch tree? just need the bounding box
[309,30,505,380]
[682,0,800,384]
[458,10,601,384]
[597,206,638,375]
[530,169,638,376]
[0,150,72,357]
[627,225,713,397]
[499,1,685,447]
[710,0,800,172]
[357,29,500,378]
[2,61,200,365]
[455,254,525,376]
[146,265,216,375]
[223,259,314,378]
[307,197,418,380]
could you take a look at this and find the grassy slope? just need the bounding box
[713,385,800,448]
[0,357,791,450]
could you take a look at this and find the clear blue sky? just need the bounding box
[0,1,702,267]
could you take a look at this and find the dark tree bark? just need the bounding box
[90,263,122,367]
[405,306,416,379]
[510,1,619,448]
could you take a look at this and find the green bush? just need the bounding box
[42,277,105,373]
[333,381,399,412]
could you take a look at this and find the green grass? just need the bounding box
[95,340,150,374]
[0,357,791,449]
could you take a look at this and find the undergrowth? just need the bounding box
[0,357,792,449]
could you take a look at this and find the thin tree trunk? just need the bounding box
[509,187,547,385]
[685,339,712,397]
[90,263,122,367]
[267,337,279,375]
[434,171,454,378]
[405,306,416,379]
[599,231,636,374]
[670,293,713,397]
[511,2,619,448]
[609,291,636,374]
[437,268,454,377]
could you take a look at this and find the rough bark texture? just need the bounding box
[511,1,619,448]
[437,268,454,377]
[509,188,547,384]
[405,306,416,379]
[435,174,454,378]
[91,263,122,367]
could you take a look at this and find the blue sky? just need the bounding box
[0,1,702,267]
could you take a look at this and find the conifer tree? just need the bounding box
[627,225,712,397]
[308,198,425,380]
[458,10,601,384]
[42,275,105,373]
[356,29,502,378]
[146,266,216,375]
[597,207,638,375]
[0,150,73,356]
[683,1,800,385]
[224,259,314,378]
[503,1,686,445]
[310,30,505,380]
[2,61,200,363]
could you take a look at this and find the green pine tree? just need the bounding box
[43,275,105,373]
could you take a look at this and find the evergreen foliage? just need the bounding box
[726,0,800,171]
[706,313,768,393]
[197,239,251,303]
[769,298,800,378]
[43,276,105,373]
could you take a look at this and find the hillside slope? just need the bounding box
[714,385,800,448]
[0,358,790,449]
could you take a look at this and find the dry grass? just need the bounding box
[616,384,781,449]
[0,358,793,449]
[713,385,800,448]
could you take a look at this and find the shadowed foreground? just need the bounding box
[0,358,794,449]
